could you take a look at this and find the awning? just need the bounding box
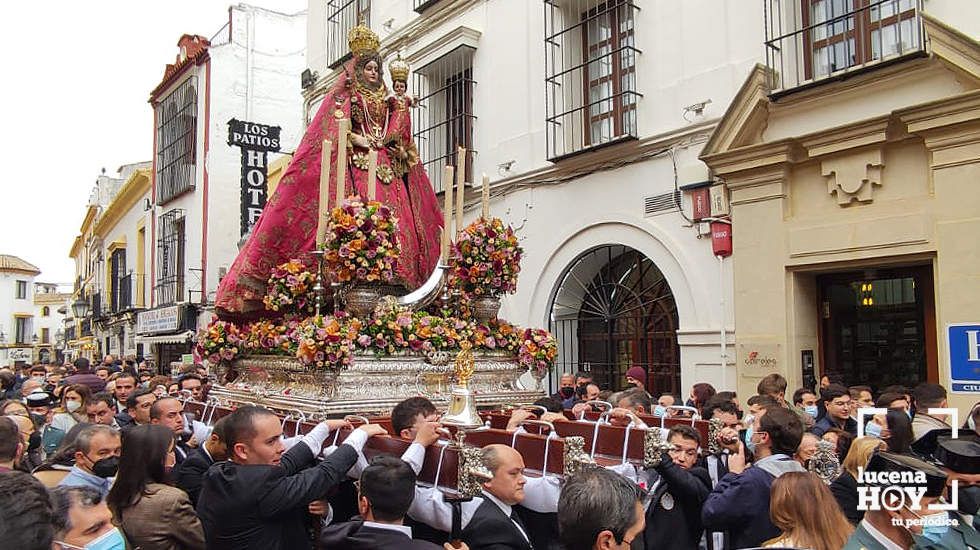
[135,330,195,345]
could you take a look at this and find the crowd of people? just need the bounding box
[1,358,978,550]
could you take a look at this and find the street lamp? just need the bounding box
[71,297,90,319]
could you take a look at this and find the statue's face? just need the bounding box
[393,80,407,95]
[362,60,380,85]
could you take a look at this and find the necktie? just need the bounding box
[509,510,532,548]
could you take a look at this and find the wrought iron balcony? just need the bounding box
[764,0,925,95]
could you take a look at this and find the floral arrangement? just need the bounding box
[243,319,296,356]
[324,199,400,284]
[452,217,523,297]
[263,258,318,314]
[517,327,558,377]
[293,314,363,369]
[196,319,244,364]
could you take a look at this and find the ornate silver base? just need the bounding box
[211,353,545,417]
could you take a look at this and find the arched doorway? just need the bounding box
[548,244,680,395]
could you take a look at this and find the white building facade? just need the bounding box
[302,0,766,395]
[140,5,307,369]
[0,255,41,367]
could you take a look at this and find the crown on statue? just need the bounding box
[348,22,380,58]
[388,54,410,82]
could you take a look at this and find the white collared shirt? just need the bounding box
[363,521,413,538]
[859,519,906,550]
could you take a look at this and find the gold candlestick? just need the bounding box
[481,173,490,220]
[335,119,349,205]
[455,146,466,236]
[316,139,332,248]
[441,165,455,264]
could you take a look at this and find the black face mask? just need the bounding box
[29,413,47,430]
[559,387,575,399]
[88,455,119,478]
[27,432,41,452]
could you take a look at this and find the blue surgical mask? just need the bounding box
[865,421,883,438]
[917,512,950,543]
[804,405,818,417]
[653,405,667,418]
[745,425,756,454]
[57,527,127,550]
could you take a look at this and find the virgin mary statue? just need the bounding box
[215,23,444,316]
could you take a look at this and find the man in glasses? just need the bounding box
[634,425,712,550]
[812,384,858,437]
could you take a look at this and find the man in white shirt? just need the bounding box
[403,426,561,550]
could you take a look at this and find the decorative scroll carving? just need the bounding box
[823,148,883,205]
[643,427,675,469]
[563,435,593,477]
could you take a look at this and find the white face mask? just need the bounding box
[65,400,82,412]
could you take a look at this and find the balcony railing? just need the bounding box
[91,293,103,320]
[413,0,444,13]
[81,319,92,337]
[764,0,925,95]
[112,273,147,313]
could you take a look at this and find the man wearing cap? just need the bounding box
[625,366,648,394]
[843,451,951,549]
[927,435,980,548]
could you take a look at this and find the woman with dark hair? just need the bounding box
[822,427,855,463]
[688,383,716,416]
[106,425,204,550]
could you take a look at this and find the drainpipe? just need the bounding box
[718,255,727,378]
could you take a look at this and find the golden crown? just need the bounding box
[348,23,380,58]
[388,54,410,82]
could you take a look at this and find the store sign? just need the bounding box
[228,119,282,237]
[137,306,181,335]
[948,323,980,393]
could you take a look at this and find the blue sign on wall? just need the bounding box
[948,324,980,393]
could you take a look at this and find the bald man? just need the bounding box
[404,432,560,550]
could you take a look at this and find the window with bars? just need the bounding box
[14,317,30,345]
[155,209,186,306]
[15,280,27,299]
[110,249,127,312]
[545,0,640,161]
[765,0,923,92]
[326,0,371,69]
[413,0,444,13]
[41,328,49,344]
[155,77,197,204]
[411,46,476,192]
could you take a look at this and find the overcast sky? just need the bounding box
[0,0,307,284]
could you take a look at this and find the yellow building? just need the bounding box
[702,13,980,412]
[67,205,100,361]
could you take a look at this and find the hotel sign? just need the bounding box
[137,305,181,335]
[228,119,282,238]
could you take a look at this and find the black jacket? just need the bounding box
[319,519,441,549]
[460,498,533,550]
[197,441,357,550]
[830,470,863,524]
[635,457,712,550]
[115,410,135,429]
[174,447,213,506]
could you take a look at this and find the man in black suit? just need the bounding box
[320,455,460,549]
[636,425,712,550]
[174,416,229,506]
[196,405,386,550]
[405,436,562,550]
[148,397,193,464]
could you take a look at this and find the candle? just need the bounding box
[455,146,466,235]
[316,139,333,248]
[481,173,490,220]
[335,119,349,205]
[441,165,455,264]
[366,148,377,202]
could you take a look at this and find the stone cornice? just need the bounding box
[700,64,771,158]
[702,140,799,178]
[798,116,890,158]
[897,89,980,135]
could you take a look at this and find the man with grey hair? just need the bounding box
[557,465,646,550]
[49,485,122,549]
[58,424,121,497]
[404,435,561,550]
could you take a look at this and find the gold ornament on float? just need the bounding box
[348,22,380,58]
[388,54,410,83]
